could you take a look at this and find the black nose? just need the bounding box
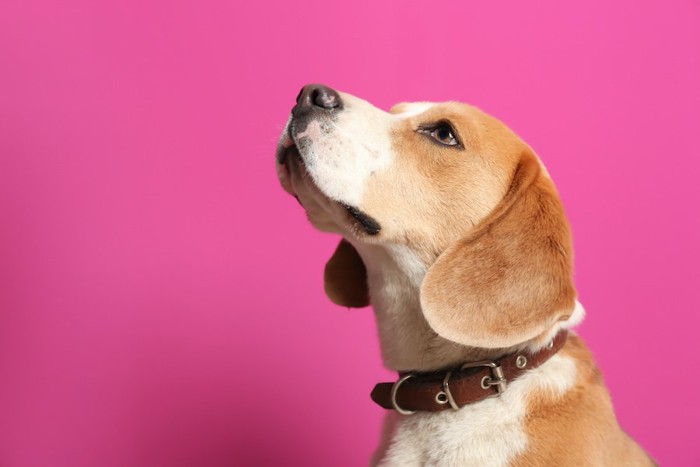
[293,84,342,116]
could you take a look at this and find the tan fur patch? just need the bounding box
[420,150,576,348]
[361,103,520,254]
[514,336,656,466]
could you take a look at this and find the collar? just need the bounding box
[370,331,569,414]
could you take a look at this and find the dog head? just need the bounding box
[276,84,576,349]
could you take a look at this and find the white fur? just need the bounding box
[377,353,578,466]
[279,92,589,465]
[528,300,586,353]
[291,98,434,209]
[292,94,394,207]
[395,102,435,118]
[350,241,439,370]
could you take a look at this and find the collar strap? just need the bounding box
[370,331,568,414]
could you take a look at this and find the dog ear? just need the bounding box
[420,151,576,348]
[324,239,370,308]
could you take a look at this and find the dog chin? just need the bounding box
[277,141,383,238]
[298,178,382,237]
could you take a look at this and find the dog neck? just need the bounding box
[349,240,584,372]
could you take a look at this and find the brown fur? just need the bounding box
[324,102,528,310]
[324,103,577,349]
[364,103,519,252]
[421,150,576,349]
[280,94,653,464]
[515,336,656,466]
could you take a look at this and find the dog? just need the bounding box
[275,84,654,466]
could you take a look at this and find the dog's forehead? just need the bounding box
[388,101,481,125]
[389,102,436,117]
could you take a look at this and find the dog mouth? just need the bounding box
[276,130,299,165]
[341,204,381,236]
[276,127,382,236]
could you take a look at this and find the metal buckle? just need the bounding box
[442,371,460,410]
[460,360,507,396]
[394,362,507,414]
[441,361,507,410]
[390,374,416,415]
[461,360,507,395]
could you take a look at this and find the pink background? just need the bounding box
[1,1,699,466]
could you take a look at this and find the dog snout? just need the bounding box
[293,84,342,116]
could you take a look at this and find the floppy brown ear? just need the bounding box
[324,239,370,308]
[420,151,576,348]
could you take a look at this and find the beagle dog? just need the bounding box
[275,84,654,466]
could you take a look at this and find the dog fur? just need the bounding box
[276,87,653,466]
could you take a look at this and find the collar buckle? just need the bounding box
[442,361,507,410]
[372,331,568,413]
[469,361,507,395]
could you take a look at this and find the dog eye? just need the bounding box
[418,123,460,147]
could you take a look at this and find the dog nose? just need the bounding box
[293,84,342,115]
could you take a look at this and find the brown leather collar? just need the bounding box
[371,331,568,414]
